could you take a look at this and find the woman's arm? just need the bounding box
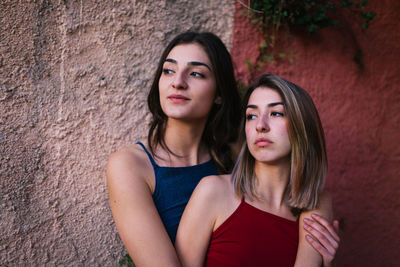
[303,213,340,266]
[294,191,339,267]
[175,176,223,267]
[106,148,180,267]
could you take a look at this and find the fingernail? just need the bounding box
[303,218,311,223]
[306,234,312,240]
[311,213,320,218]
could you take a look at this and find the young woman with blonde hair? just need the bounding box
[176,74,339,267]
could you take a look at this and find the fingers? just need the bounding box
[303,214,341,266]
[305,234,334,264]
[333,220,340,233]
[303,217,339,256]
[311,214,340,243]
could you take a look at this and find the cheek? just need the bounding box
[277,128,289,139]
[201,84,217,101]
[280,125,291,149]
[158,77,167,95]
[277,121,289,137]
[245,124,253,143]
[200,92,215,106]
[195,83,217,109]
[158,80,168,112]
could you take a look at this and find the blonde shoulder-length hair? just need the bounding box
[232,74,327,212]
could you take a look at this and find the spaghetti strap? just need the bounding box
[135,141,218,242]
[136,141,158,168]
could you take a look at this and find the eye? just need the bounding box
[191,71,205,78]
[246,114,257,120]
[162,68,174,75]
[271,111,284,117]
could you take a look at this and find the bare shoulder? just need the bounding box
[193,174,233,202]
[186,174,234,213]
[300,190,333,220]
[193,174,239,230]
[106,143,154,191]
[107,143,148,167]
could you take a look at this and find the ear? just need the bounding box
[214,96,222,105]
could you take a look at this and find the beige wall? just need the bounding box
[0,1,234,265]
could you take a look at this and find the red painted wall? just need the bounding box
[232,1,400,266]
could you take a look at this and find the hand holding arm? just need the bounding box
[303,214,340,267]
[294,191,339,267]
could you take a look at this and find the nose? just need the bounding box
[172,72,188,90]
[256,114,270,132]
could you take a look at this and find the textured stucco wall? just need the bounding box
[0,0,234,265]
[232,1,400,266]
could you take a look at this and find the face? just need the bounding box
[245,87,291,164]
[158,43,217,122]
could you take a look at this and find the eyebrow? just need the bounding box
[164,58,212,71]
[246,102,284,109]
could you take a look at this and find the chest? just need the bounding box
[206,203,299,267]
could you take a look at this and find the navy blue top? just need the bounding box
[137,142,218,243]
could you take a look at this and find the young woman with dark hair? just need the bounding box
[147,32,241,174]
[107,33,339,267]
[176,74,339,267]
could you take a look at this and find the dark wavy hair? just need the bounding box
[147,32,241,173]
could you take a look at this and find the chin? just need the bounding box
[253,153,291,165]
[163,108,190,118]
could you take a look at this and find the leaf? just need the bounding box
[265,54,274,63]
[261,40,268,49]
[365,12,376,21]
[361,0,368,7]
[341,1,351,7]
[246,59,253,72]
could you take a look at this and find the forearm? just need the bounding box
[294,210,324,267]
[294,192,338,267]
[107,151,181,267]
[175,177,221,267]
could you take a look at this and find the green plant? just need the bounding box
[248,0,375,35]
[240,0,375,69]
[119,253,136,267]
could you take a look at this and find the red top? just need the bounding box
[205,199,299,267]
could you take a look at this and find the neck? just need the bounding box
[161,117,209,166]
[253,159,291,208]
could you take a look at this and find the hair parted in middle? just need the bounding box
[147,31,241,173]
[231,74,327,212]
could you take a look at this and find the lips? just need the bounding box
[168,94,190,102]
[255,137,272,147]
